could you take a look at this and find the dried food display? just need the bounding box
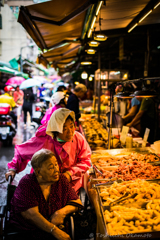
[99,180,160,235]
[91,152,160,165]
[95,161,160,181]
[82,119,108,149]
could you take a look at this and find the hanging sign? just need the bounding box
[142,128,150,147]
[120,126,129,144]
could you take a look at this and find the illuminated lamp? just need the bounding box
[89,41,99,47]
[89,76,93,81]
[94,34,107,41]
[86,49,96,54]
[81,62,92,65]
[81,71,88,79]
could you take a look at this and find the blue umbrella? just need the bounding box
[19,78,41,89]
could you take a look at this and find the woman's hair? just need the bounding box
[59,98,66,106]
[31,149,55,170]
[52,114,75,138]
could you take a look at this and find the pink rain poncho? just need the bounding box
[8,125,91,192]
[41,104,61,124]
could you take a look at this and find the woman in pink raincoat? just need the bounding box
[41,91,66,125]
[5,108,91,192]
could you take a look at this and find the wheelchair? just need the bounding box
[0,176,96,240]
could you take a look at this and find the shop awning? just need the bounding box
[38,42,81,67]
[22,59,49,75]
[0,66,29,79]
[18,0,92,51]
[17,0,94,74]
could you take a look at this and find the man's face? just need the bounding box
[78,90,85,99]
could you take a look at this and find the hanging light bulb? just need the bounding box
[89,76,93,81]
[86,49,96,54]
[94,16,107,41]
[81,61,92,65]
[89,40,99,47]
[81,71,88,79]
[94,34,107,41]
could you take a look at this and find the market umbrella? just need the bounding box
[19,78,41,89]
[43,83,54,89]
[48,75,61,81]
[33,76,48,84]
[5,76,25,86]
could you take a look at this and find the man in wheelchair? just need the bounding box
[8,149,83,240]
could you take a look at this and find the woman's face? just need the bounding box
[38,156,59,183]
[57,118,75,142]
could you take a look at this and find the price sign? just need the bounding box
[120,126,129,144]
[142,128,150,147]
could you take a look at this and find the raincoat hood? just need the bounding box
[46,108,75,137]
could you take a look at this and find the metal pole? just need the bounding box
[108,93,113,149]
[20,47,23,72]
[98,52,101,122]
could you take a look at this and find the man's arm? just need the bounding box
[122,105,138,122]
[126,110,144,128]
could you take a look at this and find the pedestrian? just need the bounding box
[41,91,66,125]
[5,108,91,193]
[66,84,87,127]
[13,86,24,122]
[22,88,35,127]
[0,86,17,128]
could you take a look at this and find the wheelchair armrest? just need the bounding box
[0,205,6,217]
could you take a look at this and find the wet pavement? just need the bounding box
[0,116,37,206]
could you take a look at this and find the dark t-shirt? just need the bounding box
[66,93,80,122]
[10,173,78,231]
[139,98,155,119]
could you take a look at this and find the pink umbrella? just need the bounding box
[6,76,25,86]
[48,75,61,81]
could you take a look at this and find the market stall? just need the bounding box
[87,147,160,240]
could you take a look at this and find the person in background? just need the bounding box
[66,84,72,96]
[57,85,66,92]
[66,84,87,126]
[10,148,81,240]
[48,85,66,108]
[0,85,17,128]
[5,108,91,193]
[41,92,66,125]
[38,84,46,101]
[48,87,54,98]
[13,86,24,122]
[122,96,141,127]
[126,97,155,143]
[22,88,35,128]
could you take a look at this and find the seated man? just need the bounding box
[10,149,82,240]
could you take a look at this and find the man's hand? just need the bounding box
[5,170,16,180]
[50,209,66,225]
[63,172,71,182]
[52,227,71,240]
